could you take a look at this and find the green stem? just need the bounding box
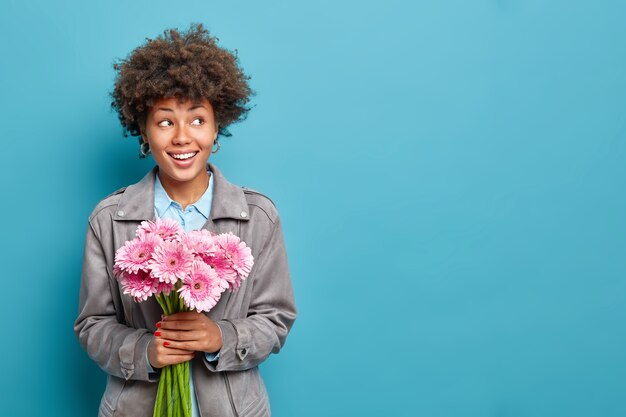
[164,292,173,315]
[165,366,173,417]
[173,364,180,417]
[175,363,190,417]
[155,372,167,417]
[185,361,191,417]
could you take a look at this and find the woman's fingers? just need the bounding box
[151,314,221,356]
[149,335,196,368]
[159,343,195,355]
[156,329,206,342]
[158,312,211,330]
[158,353,195,367]
[155,314,221,352]
[164,312,203,320]
[158,320,198,331]
[158,338,208,352]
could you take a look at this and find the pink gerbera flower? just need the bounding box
[192,233,234,280]
[112,263,123,279]
[178,261,228,312]
[121,269,159,302]
[148,240,194,284]
[114,234,162,275]
[155,281,175,296]
[181,229,217,258]
[137,218,183,242]
[200,249,235,285]
[215,232,254,290]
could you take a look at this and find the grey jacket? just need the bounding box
[74,163,297,417]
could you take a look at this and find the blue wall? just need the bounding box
[1,1,625,416]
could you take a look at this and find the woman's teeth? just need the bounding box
[171,152,197,160]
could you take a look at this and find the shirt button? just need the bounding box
[117,210,124,217]
[240,211,247,218]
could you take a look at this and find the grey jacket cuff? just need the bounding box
[204,320,246,371]
[120,332,159,382]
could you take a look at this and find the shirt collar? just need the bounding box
[154,171,213,219]
[114,162,249,223]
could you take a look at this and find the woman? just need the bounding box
[74,24,297,417]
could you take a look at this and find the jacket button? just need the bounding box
[240,211,247,218]
[121,367,133,380]
[117,210,125,217]
[237,348,248,360]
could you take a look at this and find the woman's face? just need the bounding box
[142,97,218,190]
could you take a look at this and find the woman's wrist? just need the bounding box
[204,319,223,353]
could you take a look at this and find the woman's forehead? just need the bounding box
[151,97,212,111]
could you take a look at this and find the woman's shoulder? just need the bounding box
[240,186,280,224]
[87,166,156,224]
[88,186,128,223]
[211,163,280,224]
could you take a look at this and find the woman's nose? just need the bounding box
[172,126,192,145]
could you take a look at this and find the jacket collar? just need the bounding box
[113,162,249,222]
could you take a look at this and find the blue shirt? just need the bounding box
[154,172,213,233]
[147,170,220,417]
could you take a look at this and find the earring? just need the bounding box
[139,138,151,158]
[212,138,221,154]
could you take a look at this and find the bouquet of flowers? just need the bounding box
[113,218,254,417]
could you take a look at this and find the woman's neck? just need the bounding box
[158,170,210,211]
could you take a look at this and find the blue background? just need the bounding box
[1,0,625,416]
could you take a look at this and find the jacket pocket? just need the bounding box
[99,375,127,416]
[225,367,268,417]
[239,392,270,417]
[99,401,114,417]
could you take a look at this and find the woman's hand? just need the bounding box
[148,312,223,369]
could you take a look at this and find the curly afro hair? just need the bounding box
[111,23,254,143]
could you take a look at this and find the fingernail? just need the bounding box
[154,331,162,337]
[164,341,170,347]
[161,314,165,320]
[156,322,162,328]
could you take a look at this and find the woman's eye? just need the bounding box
[158,120,173,127]
[191,118,204,126]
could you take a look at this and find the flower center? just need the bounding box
[194,283,201,290]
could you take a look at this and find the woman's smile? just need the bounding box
[169,151,198,160]
[168,151,199,167]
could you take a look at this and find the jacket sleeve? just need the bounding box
[204,216,297,372]
[74,219,158,382]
